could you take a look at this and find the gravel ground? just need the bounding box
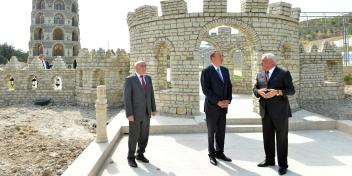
[0,104,120,176]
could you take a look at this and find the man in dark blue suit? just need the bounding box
[39,54,52,69]
[201,51,232,166]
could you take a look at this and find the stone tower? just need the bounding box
[28,0,81,66]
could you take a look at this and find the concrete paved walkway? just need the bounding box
[100,130,352,176]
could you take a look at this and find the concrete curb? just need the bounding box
[337,120,352,135]
[62,114,124,176]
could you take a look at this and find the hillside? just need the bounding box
[299,13,352,42]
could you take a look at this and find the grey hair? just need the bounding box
[261,53,276,65]
[134,60,145,67]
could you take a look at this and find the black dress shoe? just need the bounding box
[215,153,232,162]
[209,156,217,166]
[127,158,138,168]
[278,167,287,175]
[136,154,149,163]
[257,160,275,167]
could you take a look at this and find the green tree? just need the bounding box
[348,24,352,35]
[0,43,28,64]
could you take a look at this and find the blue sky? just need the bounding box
[0,0,350,52]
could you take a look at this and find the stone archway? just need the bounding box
[53,43,64,56]
[195,18,262,51]
[194,18,263,112]
[153,38,175,90]
[92,69,105,88]
[53,27,64,40]
[195,18,263,77]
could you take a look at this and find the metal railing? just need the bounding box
[300,12,352,65]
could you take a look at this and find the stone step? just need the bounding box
[120,119,336,135]
[226,117,262,125]
[226,125,262,133]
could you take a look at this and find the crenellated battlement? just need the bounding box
[203,0,227,13]
[241,0,269,13]
[268,2,292,17]
[305,41,338,54]
[161,0,187,16]
[128,0,301,28]
[127,5,158,25]
[76,48,130,67]
[4,56,26,71]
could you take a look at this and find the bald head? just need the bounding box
[134,60,145,67]
[39,54,45,61]
[134,60,147,75]
[260,53,277,71]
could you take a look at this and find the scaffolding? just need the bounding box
[300,12,352,65]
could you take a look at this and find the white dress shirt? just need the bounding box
[211,63,223,80]
[267,66,276,79]
[42,60,47,69]
[135,72,146,85]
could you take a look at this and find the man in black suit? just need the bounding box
[124,60,156,168]
[253,53,295,175]
[201,51,232,166]
[39,54,52,69]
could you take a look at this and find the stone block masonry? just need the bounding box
[0,49,130,108]
[127,0,305,115]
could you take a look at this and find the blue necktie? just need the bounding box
[216,68,224,82]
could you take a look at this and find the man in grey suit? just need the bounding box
[124,60,156,168]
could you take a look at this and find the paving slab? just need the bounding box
[100,130,352,176]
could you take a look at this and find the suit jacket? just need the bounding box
[42,60,51,69]
[124,74,156,120]
[253,67,295,119]
[201,65,232,114]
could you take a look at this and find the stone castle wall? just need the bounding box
[299,42,345,107]
[128,0,301,115]
[201,27,252,94]
[0,56,76,105]
[0,49,130,108]
[75,49,130,108]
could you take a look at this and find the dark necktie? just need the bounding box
[216,68,224,82]
[140,75,147,93]
[265,71,269,82]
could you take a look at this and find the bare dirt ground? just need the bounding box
[0,104,120,176]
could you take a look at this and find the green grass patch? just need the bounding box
[233,75,242,81]
[344,75,352,85]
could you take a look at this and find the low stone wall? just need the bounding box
[346,85,352,95]
[154,89,199,115]
[0,90,75,105]
[299,48,345,109]
[343,66,352,76]
[233,80,252,94]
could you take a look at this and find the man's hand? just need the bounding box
[257,88,267,98]
[263,89,277,99]
[151,112,157,117]
[127,115,134,122]
[217,100,230,109]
